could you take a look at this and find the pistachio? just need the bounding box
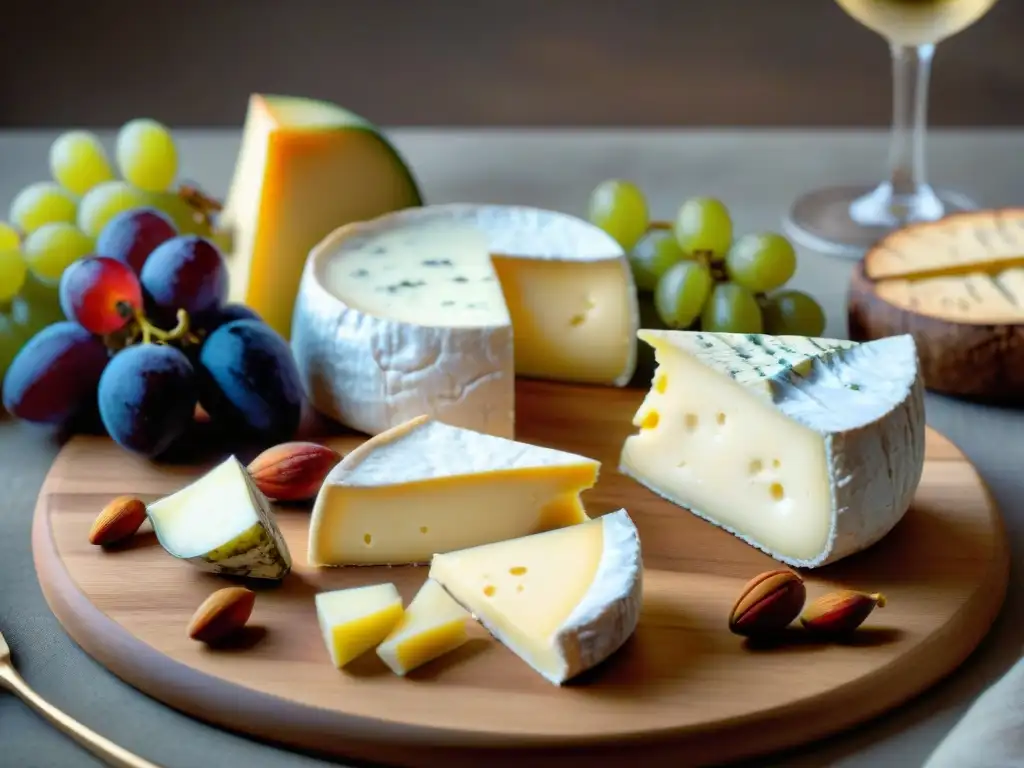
[729,569,806,637]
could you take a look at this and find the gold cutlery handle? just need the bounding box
[0,666,162,768]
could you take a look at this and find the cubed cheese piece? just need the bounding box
[377,579,470,676]
[146,456,291,580]
[620,330,925,568]
[290,204,639,438]
[315,583,404,669]
[308,415,599,566]
[429,509,642,686]
[220,93,422,339]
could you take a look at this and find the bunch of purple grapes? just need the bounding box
[1,208,304,458]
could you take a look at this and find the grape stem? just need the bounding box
[693,251,729,283]
[111,302,198,348]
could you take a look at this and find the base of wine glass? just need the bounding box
[783,182,979,259]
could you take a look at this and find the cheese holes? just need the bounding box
[509,566,527,576]
[483,585,496,597]
[419,526,429,534]
[570,313,586,327]
[684,413,698,430]
[516,585,524,593]
[641,410,660,429]
[769,482,785,501]
[363,533,373,546]
[749,459,763,475]
[772,459,781,469]
[654,373,668,394]
[716,412,727,426]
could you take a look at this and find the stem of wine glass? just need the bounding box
[886,43,935,198]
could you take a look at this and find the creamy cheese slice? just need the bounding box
[620,331,925,568]
[315,583,404,669]
[377,579,470,676]
[146,456,292,580]
[308,415,600,566]
[290,204,639,439]
[429,509,642,686]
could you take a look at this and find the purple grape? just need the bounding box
[97,344,197,458]
[140,235,227,317]
[197,319,302,443]
[2,322,109,427]
[96,208,178,274]
[195,303,262,336]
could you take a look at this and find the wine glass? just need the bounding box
[784,0,1000,258]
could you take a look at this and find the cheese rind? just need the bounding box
[308,415,600,566]
[220,93,422,339]
[315,583,405,669]
[291,204,639,438]
[429,509,642,686]
[620,331,925,568]
[377,579,470,676]
[146,456,292,580]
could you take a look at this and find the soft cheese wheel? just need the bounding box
[429,509,642,686]
[290,204,639,439]
[620,331,925,568]
[308,415,600,566]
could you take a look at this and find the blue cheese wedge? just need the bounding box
[620,331,925,568]
[146,456,292,580]
[290,204,639,439]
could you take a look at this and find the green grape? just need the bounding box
[19,271,63,312]
[674,197,733,256]
[0,312,29,384]
[139,190,210,236]
[77,181,149,238]
[49,131,116,196]
[0,222,20,251]
[9,182,78,235]
[0,249,28,304]
[629,226,688,292]
[587,179,649,251]
[23,223,95,282]
[700,282,763,334]
[762,290,826,337]
[725,233,797,294]
[116,118,179,193]
[655,261,713,329]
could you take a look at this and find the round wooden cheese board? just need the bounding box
[33,380,1010,768]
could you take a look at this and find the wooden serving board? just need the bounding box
[33,381,1010,768]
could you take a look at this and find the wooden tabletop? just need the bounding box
[1,128,1022,768]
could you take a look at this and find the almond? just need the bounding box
[800,590,885,636]
[247,441,342,501]
[729,569,807,638]
[88,496,147,546]
[187,587,256,644]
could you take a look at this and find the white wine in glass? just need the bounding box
[784,0,999,258]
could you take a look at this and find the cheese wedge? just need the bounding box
[308,415,599,566]
[219,93,422,339]
[146,456,292,580]
[865,208,1024,281]
[315,583,404,669]
[429,509,642,685]
[290,203,639,438]
[620,331,925,568]
[377,579,470,676]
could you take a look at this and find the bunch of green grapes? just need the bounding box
[587,180,826,337]
[0,118,221,389]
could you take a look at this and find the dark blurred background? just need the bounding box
[1,0,1019,128]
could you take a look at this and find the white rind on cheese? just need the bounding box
[620,331,925,568]
[307,415,600,566]
[429,509,642,686]
[290,204,639,439]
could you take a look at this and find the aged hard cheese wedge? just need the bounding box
[315,583,404,669]
[620,331,925,568]
[849,209,1024,401]
[291,204,639,438]
[146,456,292,580]
[377,579,470,676]
[429,509,642,686]
[219,93,422,339]
[308,415,599,566]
